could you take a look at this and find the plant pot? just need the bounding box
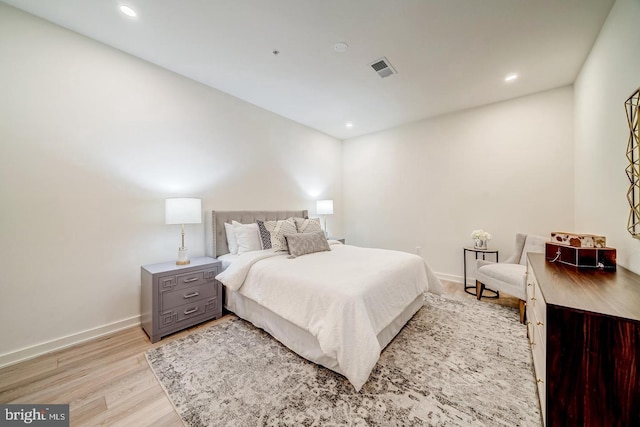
[474,239,487,250]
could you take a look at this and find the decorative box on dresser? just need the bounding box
[141,257,222,343]
[526,253,640,426]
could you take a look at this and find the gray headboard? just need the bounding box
[209,210,308,258]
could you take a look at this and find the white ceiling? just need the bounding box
[2,0,614,139]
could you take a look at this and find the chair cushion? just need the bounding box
[519,235,548,265]
[478,263,527,285]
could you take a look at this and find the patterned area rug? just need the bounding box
[146,294,541,426]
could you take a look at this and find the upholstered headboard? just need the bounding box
[208,210,308,258]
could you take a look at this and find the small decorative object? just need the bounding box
[625,88,640,238]
[471,229,492,249]
[546,242,616,270]
[550,232,606,248]
[316,199,334,238]
[546,232,616,270]
[165,198,202,265]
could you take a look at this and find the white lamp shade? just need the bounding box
[165,198,202,224]
[316,199,334,215]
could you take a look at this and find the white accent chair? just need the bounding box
[475,233,548,323]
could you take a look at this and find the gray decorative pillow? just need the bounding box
[263,218,297,251]
[294,217,323,233]
[256,220,272,249]
[285,231,331,258]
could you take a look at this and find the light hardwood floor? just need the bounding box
[0,281,519,426]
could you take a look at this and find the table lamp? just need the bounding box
[165,198,201,265]
[316,199,334,238]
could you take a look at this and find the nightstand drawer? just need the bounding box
[158,268,218,292]
[160,281,218,312]
[159,297,220,329]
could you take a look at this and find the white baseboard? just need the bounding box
[0,315,141,369]
[435,272,477,286]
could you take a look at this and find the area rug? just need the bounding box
[145,294,541,426]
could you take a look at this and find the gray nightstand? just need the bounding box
[141,257,222,343]
[329,237,346,244]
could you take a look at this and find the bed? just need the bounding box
[209,210,442,391]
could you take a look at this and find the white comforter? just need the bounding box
[216,243,442,391]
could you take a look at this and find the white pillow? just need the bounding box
[224,222,238,255]
[232,221,262,255]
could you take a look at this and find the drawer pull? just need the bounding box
[537,321,544,326]
[530,297,537,301]
[530,340,535,346]
[527,283,532,287]
[184,307,198,315]
[183,277,199,283]
[537,378,544,384]
[184,292,200,299]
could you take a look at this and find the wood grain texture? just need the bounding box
[529,253,640,321]
[0,280,516,426]
[0,319,227,426]
[530,253,640,426]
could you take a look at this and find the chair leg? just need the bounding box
[476,280,485,300]
[519,300,526,324]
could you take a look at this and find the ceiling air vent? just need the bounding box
[370,57,397,78]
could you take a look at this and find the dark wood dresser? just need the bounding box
[526,253,640,426]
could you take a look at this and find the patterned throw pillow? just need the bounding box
[262,218,298,252]
[256,220,272,249]
[285,231,331,258]
[294,217,323,233]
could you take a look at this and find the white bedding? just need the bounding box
[216,243,442,391]
[217,253,239,271]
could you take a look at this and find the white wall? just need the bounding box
[574,0,640,273]
[343,87,574,281]
[0,4,342,364]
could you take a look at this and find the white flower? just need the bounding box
[471,229,492,240]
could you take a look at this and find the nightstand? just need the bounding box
[141,257,222,343]
[329,237,346,244]
[462,247,498,297]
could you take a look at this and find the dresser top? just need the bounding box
[528,253,640,322]
[142,256,219,274]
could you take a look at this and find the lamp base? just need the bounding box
[176,247,190,265]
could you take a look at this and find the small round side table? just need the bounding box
[463,247,499,298]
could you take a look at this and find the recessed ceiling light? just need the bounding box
[345,122,353,128]
[119,5,137,17]
[334,42,349,53]
[505,73,518,82]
